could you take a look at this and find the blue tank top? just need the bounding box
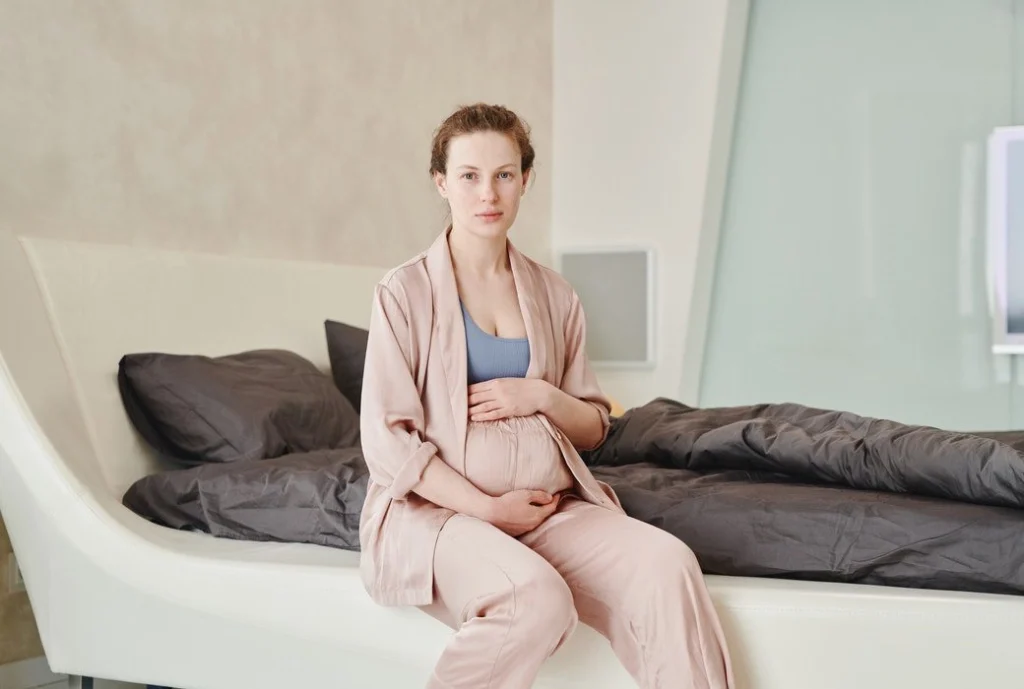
[461,301,530,384]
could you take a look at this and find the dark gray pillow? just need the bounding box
[122,448,368,550]
[118,349,360,466]
[324,320,368,412]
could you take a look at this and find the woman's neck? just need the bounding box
[447,224,510,279]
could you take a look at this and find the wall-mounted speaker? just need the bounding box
[556,246,655,367]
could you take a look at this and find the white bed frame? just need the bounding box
[1,230,1022,689]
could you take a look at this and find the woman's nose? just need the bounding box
[480,181,498,201]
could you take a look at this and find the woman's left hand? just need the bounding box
[468,378,552,422]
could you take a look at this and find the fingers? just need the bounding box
[469,380,517,406]
[468,390,495,406]
[528,490,553,504]
[536,496,560,511]
[467,382,493,398]
[469,401,500,415]
[543,494,562,514]
[529,495,561,527]
[470,407,508,422]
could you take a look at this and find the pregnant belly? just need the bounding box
[463,414,575,498]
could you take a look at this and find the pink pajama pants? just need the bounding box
[421,416,735,689]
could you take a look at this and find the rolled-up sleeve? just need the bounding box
[560,291,613,449]
[359,283,438,500]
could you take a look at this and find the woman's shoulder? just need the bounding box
[518,251,579,310]
[378,251,430,295]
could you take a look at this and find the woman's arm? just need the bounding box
[360,283,443,500]
[467,377,604,448]
[413,455,562,536]
[364,283,560,533]
[362,283,505,509]
[548,290,612,450]
[537,384,605,450]
[411,454,494,519]
[465,291,612,450]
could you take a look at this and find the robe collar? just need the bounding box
[423,228,554,457]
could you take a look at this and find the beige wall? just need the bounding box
[0,0,552,670]
[0,0,553,267]
[553,0,748,408]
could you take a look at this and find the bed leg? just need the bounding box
[72,677,173,689]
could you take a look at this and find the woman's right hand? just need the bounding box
[483,490,562,537]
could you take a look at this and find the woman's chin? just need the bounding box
[465,219,512,240]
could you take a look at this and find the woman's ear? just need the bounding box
[433,171,448,199]
[521,169,531,195]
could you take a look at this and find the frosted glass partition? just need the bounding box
[700,0,1017,431]
[1012,3,1024,430]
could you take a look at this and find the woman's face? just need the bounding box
[434,130,530,241]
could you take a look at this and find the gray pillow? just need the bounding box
[122,448,368,550]
[324,320,369,412]
[118,349,360,466]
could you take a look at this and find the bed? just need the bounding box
[2,229,1023,689]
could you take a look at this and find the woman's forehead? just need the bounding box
[448,131,520,168]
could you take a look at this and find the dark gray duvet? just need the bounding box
[124,448,369,550]
[125,397,1024,596]
[583,398,1024,596]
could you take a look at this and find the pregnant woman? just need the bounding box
[358,102,734,689]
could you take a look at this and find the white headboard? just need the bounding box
[18,236,387,496]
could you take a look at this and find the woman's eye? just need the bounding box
[499,171,513,180]
[462,173,475,180]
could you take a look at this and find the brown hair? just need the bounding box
[429,103,536,178]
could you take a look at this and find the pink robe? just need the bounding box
[358,229,624,607]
